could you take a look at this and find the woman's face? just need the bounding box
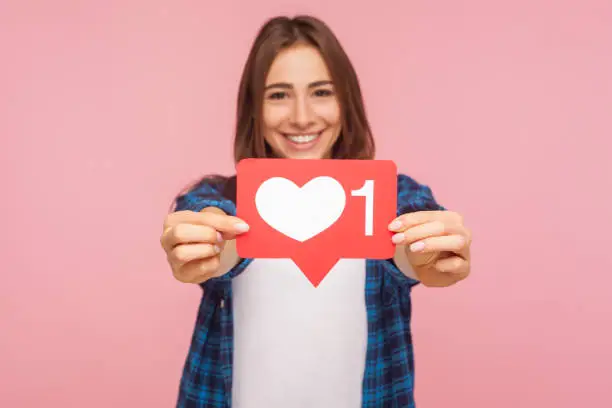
[262,44,342,160]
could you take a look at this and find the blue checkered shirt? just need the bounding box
[174,173,444,408]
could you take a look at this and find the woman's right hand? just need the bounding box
[160,207,250,284]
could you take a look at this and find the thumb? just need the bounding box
[200,207,250,240]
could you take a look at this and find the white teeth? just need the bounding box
[286,134,318,144]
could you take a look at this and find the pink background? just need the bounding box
[2,1,611,407]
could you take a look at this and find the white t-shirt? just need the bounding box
[231,258,368,408]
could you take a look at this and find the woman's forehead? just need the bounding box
[265,45,332,85]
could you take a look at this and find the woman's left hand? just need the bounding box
[388,211,471,284]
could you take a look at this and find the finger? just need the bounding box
[175,256,221,283]
[408,234,467,254]
[200,211,249,239]
[388,211,442,231]
[391,221,465,246]
[388,210,462,232]
[162,224,222,251]
[169,243,222,267]
[165,210,249,238]
[434,255,468,274]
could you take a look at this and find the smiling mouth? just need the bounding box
[283,131,322,144]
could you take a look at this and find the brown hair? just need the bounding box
[235,15,375,162]
[174,15,375,207]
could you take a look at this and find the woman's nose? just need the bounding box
[291,97,315,129]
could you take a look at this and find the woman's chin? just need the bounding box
[282,151,325,160]
[278,142,326,160]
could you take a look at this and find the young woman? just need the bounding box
[161,15,472,408]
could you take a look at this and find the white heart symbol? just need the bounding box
[255,176,346,242]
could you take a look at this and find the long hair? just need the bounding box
[234,15,375,162]
[175,15,375,207]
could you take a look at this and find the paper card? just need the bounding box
[235,158,397,286]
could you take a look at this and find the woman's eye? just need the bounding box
[313,89,333,97]
[268,92,287,100]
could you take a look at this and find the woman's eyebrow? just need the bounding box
[264,80,333,90]
[308,80,333,88]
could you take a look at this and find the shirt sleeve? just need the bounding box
[174,176,237,216]
[396,173,446,214]
[384,173,447,287]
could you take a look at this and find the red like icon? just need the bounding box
[235,158,397,287]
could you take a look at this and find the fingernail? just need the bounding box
[410,241,426,252]
[216,232,223,243]
[391,233,405,244]
[213,245,221,253]
[234,222,250,233]
[388,220,402,231]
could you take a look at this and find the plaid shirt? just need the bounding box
[174,173,444,408]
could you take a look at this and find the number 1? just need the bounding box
[351,180,374,236]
